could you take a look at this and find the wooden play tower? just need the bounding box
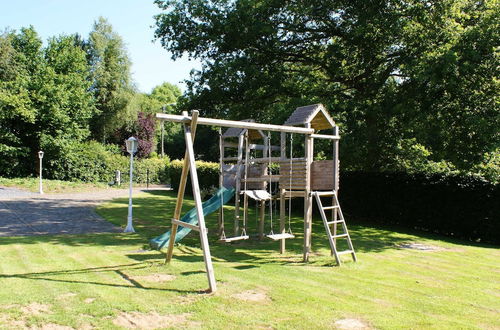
[156,104,356,292]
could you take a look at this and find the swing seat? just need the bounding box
[218,235,249,243]
[266,233,295,241]
[241,190,273,201]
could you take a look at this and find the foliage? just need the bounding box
[86,17,135,143]
[132,155,170,184]
[154,0,499,173]
[0,27,97,177]
[38,139,169,184]
[168,159,219,194]
[340,171,500,244]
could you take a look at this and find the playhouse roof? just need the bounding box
[222,119,265,140]
[284,104,335,130]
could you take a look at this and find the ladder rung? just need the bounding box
[337,250,354,255]
[314,191,336,197]
[331,233,349,238]
[323,206,339,210]
[326,220,344,225]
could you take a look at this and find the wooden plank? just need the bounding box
[157,113,315,134]
[243,176,281,183]
[184,119,217,293]
[311,160,334,191]
[218,132,224,236]
[283,190,306,198]
[172,219,200,232]
[166,111,199,263]
[280,132,286,254]
[310,133,340,140]
[303,124,313,262]
[247,157,282,164]
[224,142,280,151]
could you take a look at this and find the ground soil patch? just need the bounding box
[112,311,198,329]
[20,303,51,316]
[334,318,372,329]
[232,290,270,303]
[130,274,176,283]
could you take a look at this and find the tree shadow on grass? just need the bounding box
[0,263,205,294]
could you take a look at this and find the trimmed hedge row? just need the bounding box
[44,140,170,184]
[167,159,499,244]
[168,159,219,194]
[339,172,500,244]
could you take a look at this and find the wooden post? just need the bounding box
[332,126,339,251]
[184,120,217,293]
[165,111,199,263]
[303,125,314,262]
[233,134,245,235]
[279,132,286,253]
[218,135,225,237]
[243,132,250,234]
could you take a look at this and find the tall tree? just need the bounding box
[154,0,499,172]
[0,28,97,177]
[86,17,134,143]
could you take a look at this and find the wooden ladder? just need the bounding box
[313,191,357,265]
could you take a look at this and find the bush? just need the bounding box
[168,159,219,194]
[339,172,500,244]
[132,156,170,184]
[41,140,169,184]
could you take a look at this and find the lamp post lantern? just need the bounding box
[124,137,138,233]
[38,151,44,194]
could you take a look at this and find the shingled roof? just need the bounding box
[222,119,265,140]
[284,104,335,130]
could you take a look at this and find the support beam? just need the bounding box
[310,134,340,140]
[303,125,314,262]
[184,121,217,292]
[224,142,281,151]
[279,132,286,254]
[165,111,199,263]
[157,113,315,134]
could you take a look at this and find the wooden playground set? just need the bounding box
[153,104,356,292]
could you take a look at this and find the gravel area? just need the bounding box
[0,186,168,237]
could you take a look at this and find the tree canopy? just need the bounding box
[154,0,499,173]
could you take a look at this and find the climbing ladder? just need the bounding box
[313,191,356,265]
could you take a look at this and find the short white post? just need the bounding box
[124,137,138,233]
[38,151,44,195]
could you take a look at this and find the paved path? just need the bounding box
[0,186,165,237]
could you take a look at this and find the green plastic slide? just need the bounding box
[149,187,235,250]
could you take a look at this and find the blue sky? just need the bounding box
[0,0,200,93]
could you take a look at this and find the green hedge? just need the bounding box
[339,172,500,244]
[43,140,169,184]
[168,159,219,194]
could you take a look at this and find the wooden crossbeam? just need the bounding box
[156,113,316,134]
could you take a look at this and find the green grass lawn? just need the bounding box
[0,190,498,329]
[0,177,113,194]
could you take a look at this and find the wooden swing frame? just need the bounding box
[158,110,340,293]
